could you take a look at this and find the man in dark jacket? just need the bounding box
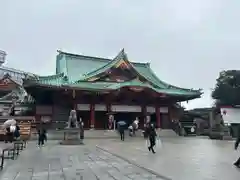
[118,124,125,141]
[234,125,240,168]
[37,124,47,147]
[148,124,157,154]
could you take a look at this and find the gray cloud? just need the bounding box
[1,0,240,109]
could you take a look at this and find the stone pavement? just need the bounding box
[0,140,165,180]
[97,137,240,180]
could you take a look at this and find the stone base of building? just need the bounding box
[58,128,84,145]
[59,139,84,145]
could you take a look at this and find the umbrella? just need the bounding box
[2,119,16,128]
[117,121,126,126]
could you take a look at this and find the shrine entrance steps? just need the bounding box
[30,129,179,140]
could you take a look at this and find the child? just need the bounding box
[37,125,47,147]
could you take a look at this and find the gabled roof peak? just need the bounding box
[57,50,111,62]
[57,49,149,66]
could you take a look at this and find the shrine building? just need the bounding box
[23,49,202,129]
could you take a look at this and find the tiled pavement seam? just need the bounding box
[96,145,172,180]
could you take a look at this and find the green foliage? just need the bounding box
[212,70,240,106]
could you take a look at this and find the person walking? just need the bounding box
[234,125,240,168]
[148,124,157,154]
[118,124,125,141]
[37,124,47,147]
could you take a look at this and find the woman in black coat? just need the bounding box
[37,124,47,147]
[148,124,157,154]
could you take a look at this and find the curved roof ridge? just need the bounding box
[146,66,170,88]
[0,66,37,77]
[168,84,202,92]
[146,65,201,92]
[57,50,111,62]
[84,49,126,77]
[132,62,150,66]
[37,73,64,80]
[58,50,149,65]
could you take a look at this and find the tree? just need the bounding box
[212,70,240,106]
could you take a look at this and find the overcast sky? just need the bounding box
[1,0,240,109]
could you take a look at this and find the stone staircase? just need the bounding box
[30,130,120,140]
[30,129,179,140]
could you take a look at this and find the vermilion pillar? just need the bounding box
[90,104,95,129]
[141,105,147,129]
[155,106,161,128]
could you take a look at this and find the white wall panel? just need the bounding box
[95,104,106,111]
[112,105,141,112]
[77,104,90,111]
[147,106,155,113]
[160,107,168,113]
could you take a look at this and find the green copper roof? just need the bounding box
[56,50,170,88]
[23,49,202,99]
[82,49,129,79]
[56,50,201,90]
[25,76,200,97]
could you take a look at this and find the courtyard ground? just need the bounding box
[96,137,240,180]
[0,140,165,180]
[0,137,239,180]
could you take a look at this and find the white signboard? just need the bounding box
[112,105,141,112]
[95,104,106,111]
[77,104,90,111]
[160,107,168,113]
[221,107,240,124]
[147,106,155,113]
[145,107,169,113]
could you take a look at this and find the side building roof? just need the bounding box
[0,66,36,103]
